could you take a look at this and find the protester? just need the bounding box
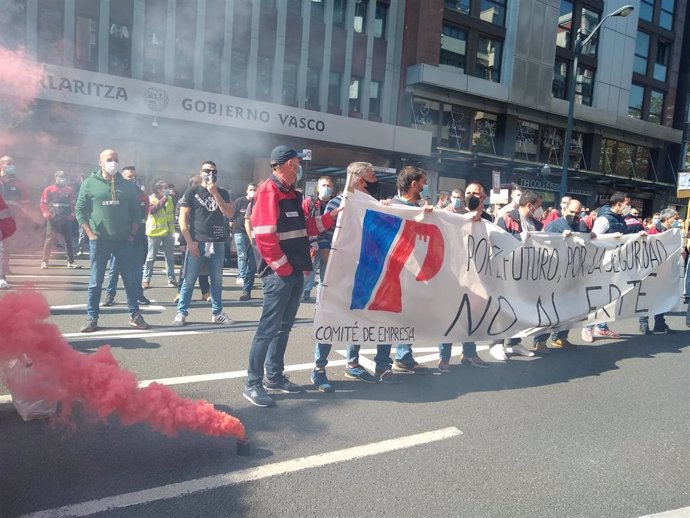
[493,190,544,359]
[243,145,341,407]
[438,181,493,371]
[542,196,571,225]
[40,170,78,269]
[233,183,257,301]
[311,162,397,392]
[76,150,150,332]
[496,185,522,218]
[0,192,17,289]
[641,208,677,334]
[536,198,585,351]
[302,176,335,302]
[579,208,598,232]
[624,207,644,233]
[581,192,632,342]
[143,180,177,289]
[103,167,151,306]
[444,188,464,213]
[0,155,28,280]
[173,161,235,326]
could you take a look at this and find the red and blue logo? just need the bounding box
[350,210,445,313]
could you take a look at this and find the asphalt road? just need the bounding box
[0,254,689,518]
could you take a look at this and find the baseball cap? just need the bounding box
[270,145,299,166]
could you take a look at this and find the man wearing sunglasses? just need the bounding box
[173,160,235,326]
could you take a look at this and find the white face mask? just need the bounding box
[103,160,118,175]
[247,190,255,199]
[532,206,544,220]
[318,186,333,199]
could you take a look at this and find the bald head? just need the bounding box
[565,199,582,216]
[98,149,119,177]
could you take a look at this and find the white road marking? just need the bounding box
[51,304,166,311]
[20,427,462,518]
[637,508,690,518]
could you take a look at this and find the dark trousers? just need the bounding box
[42,218,75,263]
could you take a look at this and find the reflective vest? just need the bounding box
[145,194,175,237]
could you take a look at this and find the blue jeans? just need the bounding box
[107,235,146,298]
[303,250,324,295]
[314,343,392,372]
[87,239,139,319]
[584,323,608,332]
[639,314,666,329]
[176,242,225,316]
[234,232,256,293]
[395,344,418,365]
[143,234,176,282]
[246,270,303,387]
[438,342,477,362]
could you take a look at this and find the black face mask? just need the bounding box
[202,171,218,185]
[363,178,379,197]
[465,195,481,211]
[565,214,579,225]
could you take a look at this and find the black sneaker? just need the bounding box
[102,294,116,307]
[263,374,305,393]
[239,292,251,301]
[138,296,151,306]
[392,360,429,374]
[311,369,334,393]
[653,324,675,334]
[80,318,98,333]
[129,313,151,330]
[375,368,399,384]
[243,385,274,407]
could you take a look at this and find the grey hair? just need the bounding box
[347,161,374,178]
[659,208,679,222]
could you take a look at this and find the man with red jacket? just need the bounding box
[40,170,77,269]
[243,146,341,408]
[0,192,17,289]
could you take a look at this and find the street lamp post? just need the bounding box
[559,4,634,200]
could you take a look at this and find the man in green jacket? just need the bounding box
[76,149,150,332]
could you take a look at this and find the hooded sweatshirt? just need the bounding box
[75,171,140,241]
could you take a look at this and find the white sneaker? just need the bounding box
[212,311,235,325]
[0,279,9,289]
[489,343,507,361]
[235,277,244,285]
[510,344,536,357]
[172,312,186,326]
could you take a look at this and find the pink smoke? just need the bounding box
[0,291,246,440]
[0,47,45,113]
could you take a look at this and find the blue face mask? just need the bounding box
[420,184,429,200]
[451,198,462,209]
[672,220,682,228]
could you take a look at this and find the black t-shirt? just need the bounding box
[232,196,251,234]
[180,185,230,242]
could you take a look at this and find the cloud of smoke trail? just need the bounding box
[0,290,245,440]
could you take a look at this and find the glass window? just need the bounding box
[649,90,664,124]
[256,56,273,100]
[552,60,568,100]
[109,0,133,77]
[310,0,324,23]
[654,40,670,82]
[374,3,387,38]
[38,1,65,66]
[333,0,345,25]
[174,0,196,87]
[328,71,341,107]
[144,0,166,82]
[369,81,381,116]
[444,0,470,15]
[349,78,362,113]
[634,31,649,75]
[202,0,225,93]
[601,139,650,178]
[575,66,594,106]
[480,0,506,27]
[287,0,301,16]
[440,24,467,71]
[639,0,653,22]
[660,0,674,30]
[1,1,27,50]
[75,14,98,71]
[541,126,564,167]
[282,62,298,105]
[261,0,276,8]
[557,0,574,49]
[229,50,248,93]
[628,84,643,119]
[580,8,601,56]
[473,112,498,154]
[411,98,441,147]
[354,0,367,33]
[306,67,321,105]
[441,105,472,149]
[515,120,539,161]
[475,35,502,82]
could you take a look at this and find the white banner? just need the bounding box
[314,191,683,345]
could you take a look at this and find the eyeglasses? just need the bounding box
[201,168,216,174]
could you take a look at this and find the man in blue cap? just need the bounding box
[243,145,342,407]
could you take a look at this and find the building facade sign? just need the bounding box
[516,176,593,197]
[14,64,432,156]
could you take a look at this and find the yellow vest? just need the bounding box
[145,195,175,237]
